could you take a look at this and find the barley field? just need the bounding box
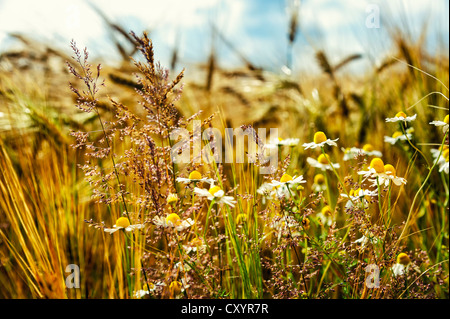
[0,2,448,303]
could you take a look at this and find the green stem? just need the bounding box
[398,130,448,243]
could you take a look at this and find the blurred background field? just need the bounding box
[0,0,448,299]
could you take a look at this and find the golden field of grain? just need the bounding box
[0,7,448,302]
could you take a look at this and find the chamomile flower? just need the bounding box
[357,157,386,180]
[341,188,378,208]
[257,182,276,204]
[268,173,306,188]
[134,289,151,299]
[257,182,292,202]
[431,145,449,174]
[354,231,379,249]
[385,111,417,123]
[391,253,411,277]
[167,193,178,204]
[176,170,214,184]
[269,214,301,241]
[384,131,413,145]
[312,173,327,192]
[302,131,339,150]
[183,237,206,254]
[342,144,382,161]
[372,164,407,187]
[194,184,237,207]
[103,217,145,234]
[268,137,300,147]
[307,153,340,171]
[153,213,194,231]
[429,114,449,133]
[316,205,334,226]
[436,151,449,174]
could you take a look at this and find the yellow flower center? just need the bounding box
[392,131,403,139]
[444,114,449,124]
[395,111,407,118]
[321,206,332,216]
[190,237,203,246]
[278,137,284,142]
[314,174,325,185]
[384,164,396,176]
[167,193,178,204]
[443,148,449,159]
[369,158,385,174]
[314,131,327,144]
[397,253,411,265]
[297,185,304,191]
[362,144,374,152]
[318,154,330,165]
[188,170,202,180]
[280,173,293,183]
[116,217,130,228]
[208,185,222,196]
[349,189,355,197]
[166,213,181,226]
[169,281,182,296]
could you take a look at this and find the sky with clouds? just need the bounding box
[0,0,448,74]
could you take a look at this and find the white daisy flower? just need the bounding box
[342,144,383,161]
[385,112,417,123]
[316,206,334,227]
[354,232,379,249]
[103,217,145,234]
[429,114,449,133]
[194,184,237,207]
[183,237,206,254]
[357,158,386,181]
[267,137,300,147]
[256,182,277,204]
[302,131,339,150]
[269,215,302,241]
[307,154,340,171]
[268,173,306,188]
[384,131,413,145]
[153,213,194,231]
[391,253,411,277]
[370,164,407,187]
[341,188,378,201]
[312,174,327,192]
[134,289,150,298]
[134,282,160,298]
[439,160,449,174]
[176,170,214,184]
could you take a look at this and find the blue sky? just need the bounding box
[0,0,448,75]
